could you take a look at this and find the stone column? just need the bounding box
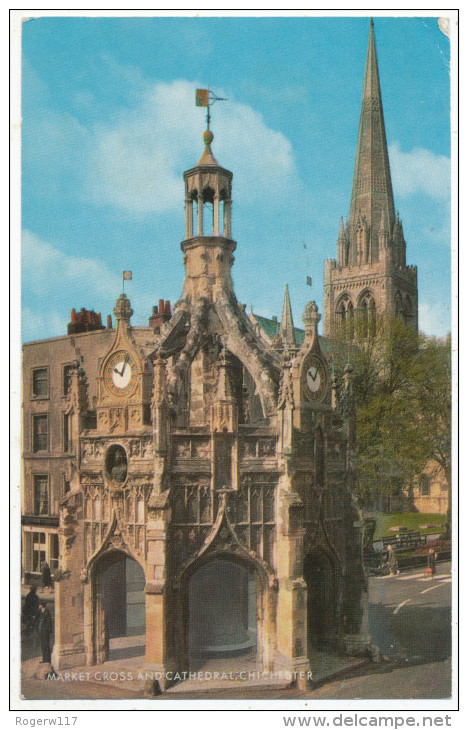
[213,194,220,236]
[51,496,87,669]
[185,198,193,239]
[197,194,204,236]
[224,200,232,238]
[275,484,310,689]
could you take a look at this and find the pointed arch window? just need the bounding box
[394,292,404,320]
[403,295,412,326]
[335,296,354,341]
[346,302,354,341]
[358,291,376,339]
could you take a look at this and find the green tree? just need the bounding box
[331,316,451,529]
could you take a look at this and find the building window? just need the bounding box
[63,474,71,495]
[63,413,71,453]
[49,533,59,571]
[34,475,49,515]
[419,475,430,496]
[32,368,48,398]
[32,532,46,573]
[63,364,74,396]
[33,414,48,452]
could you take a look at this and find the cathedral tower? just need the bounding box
[324,20,418,339]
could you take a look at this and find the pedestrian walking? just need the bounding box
[37,600,53,664]
[386,543,399,576]
[22,585,40,632]
[427,547,438,578]
[41,560,53,591]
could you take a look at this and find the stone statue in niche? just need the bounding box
[106,445,128,484]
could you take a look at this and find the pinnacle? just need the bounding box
[197,129,220,166]
[348,19,395,260]
[280,284,297,348]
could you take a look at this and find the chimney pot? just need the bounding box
[107,314,112,329]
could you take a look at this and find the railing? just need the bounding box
[381,531,427,551]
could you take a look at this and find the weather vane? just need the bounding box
[195,87,227,130]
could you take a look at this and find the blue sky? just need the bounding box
[21,14,452,342]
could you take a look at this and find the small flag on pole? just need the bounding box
[123,271,132,280]
[196,89,210,107]
[306,276,312,286]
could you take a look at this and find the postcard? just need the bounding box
[10,8,458,724]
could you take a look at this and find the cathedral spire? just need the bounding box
[280,284,297,348]
[349,19,395,262]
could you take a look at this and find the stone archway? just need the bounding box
[176,551,275,674]
[188,558,257,665]
[303,549,338,651]
[89,549,146,664]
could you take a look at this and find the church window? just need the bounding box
[346,303,354,340]
[263,487,275,522]
[137,498,145,523]
[336,296,355,340]
[187,487,198,522]
[200,487,211,523]
[368,297,376,337]
[33,475,49,515]
[237,489,249,523]
[32,368,48,398]
[33,414,48,452]
[358,292,376,339]
[250,488,262,523]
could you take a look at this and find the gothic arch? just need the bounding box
[303,546,340,649]
[403,295,413,325]
[85,547,146,665]
[175,548,275,672]
[335,293,354,340]
[357,289,376,338]
[394,291,404,318]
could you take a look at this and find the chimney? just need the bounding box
[107,315,112,329]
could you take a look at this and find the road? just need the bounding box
[368,561,452,663]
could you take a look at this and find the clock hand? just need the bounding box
[309,369,318,381]
[119,354,130,377]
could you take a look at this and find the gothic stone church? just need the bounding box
[22,20,418,683]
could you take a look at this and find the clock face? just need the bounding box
[304,357,327,401]
[104,351,137,396]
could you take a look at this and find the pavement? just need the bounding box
[21,640,370,698]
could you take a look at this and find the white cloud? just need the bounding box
[419,300,451,338]
[389,142,450,200]
[22,230,122,341]
[22,230,121,298]
[86,79,301,215]
[21,230,165,341]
